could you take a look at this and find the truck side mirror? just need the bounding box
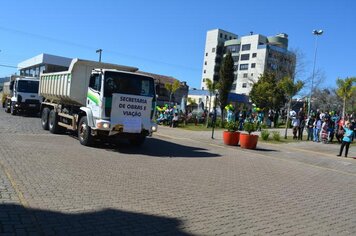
[9,81,14,90]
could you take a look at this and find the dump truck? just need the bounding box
[3,76,41,115]
[39,58,157,146]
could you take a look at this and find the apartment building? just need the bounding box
[201,29,295,95]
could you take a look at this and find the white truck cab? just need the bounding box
[5,76,42,115]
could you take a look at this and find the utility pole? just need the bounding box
[96,49,102,62]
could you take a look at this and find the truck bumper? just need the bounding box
[15,102,40,112]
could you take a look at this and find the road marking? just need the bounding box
[0,161,44,235]
[0,161,29,207]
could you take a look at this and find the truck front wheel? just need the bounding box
[78,116,93,146]
[41,107,50,130]
[10,103,17,116]
[5,102,10,113]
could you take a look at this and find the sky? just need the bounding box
[0,0,355,94]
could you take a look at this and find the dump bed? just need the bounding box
[2,82,11,96]
[39,58,138,106]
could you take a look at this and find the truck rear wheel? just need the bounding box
[78,116,93,146]
[48,109,61,134]
[129,134,146,146]
[41,107,50,130]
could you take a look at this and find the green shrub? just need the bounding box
[243,122,257,135]
[261,130,270,140]
[272,131,281,141]
[225,121,238,132]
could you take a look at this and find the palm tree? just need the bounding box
[204,78,220,127]
[165,80,181,104]
[336,77,356,119]
[278,76,304,139]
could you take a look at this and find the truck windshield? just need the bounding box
[104,72,155,98]
[17,80,39,93]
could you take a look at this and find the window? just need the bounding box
[234,74,238,81]
[205,52,208,56]
[251,63,256,68]
[204,61,207,65]
[242,83,247,88]
[239,64,249,70]
[251,73,254,76]
[231,84,236,90]
[229,36,232,40]
[224,34,227,39]
[232,56,239,63]
[220,33,223,38]
[89,74,101,91]
[203,70,206,74]
[243,73,248,78]
[226,45,239,53]
[203,78,205,82]
[240,54,250,61]
[212,47,215,53]
[252,53,257,58]
[241,44,251,51]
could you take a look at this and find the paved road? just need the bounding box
[0,110,355,235]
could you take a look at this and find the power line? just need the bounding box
[0,64,21,69]
[0,26,200,72]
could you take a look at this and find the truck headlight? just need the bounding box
[152,124,157,132]
[96,121,110,129]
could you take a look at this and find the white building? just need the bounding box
[18,53,72,77]
[201,29,295,95]
[201,29,238,90]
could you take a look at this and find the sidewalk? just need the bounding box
[155,125,356,175]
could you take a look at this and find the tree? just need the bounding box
[312,88,343,112]
[204,78,220,127]
[164,80,181,104]
[187,97,197,106]
[278,77,304,139]
[249,72,286,112]
[336,77,356,118]
[218,52,234,124]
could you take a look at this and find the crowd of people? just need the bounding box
[155,105,355,157]
[290,108,355,157]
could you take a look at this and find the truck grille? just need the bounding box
[25,99,40,104]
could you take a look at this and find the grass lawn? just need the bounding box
[172,123,224,131]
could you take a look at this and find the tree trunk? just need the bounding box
[206,96,212,127]
[284,98,291,139]
[221,109,225,128]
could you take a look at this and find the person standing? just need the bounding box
[313,117,322,142]
[337,121,354,157]
[306,116,315,141]
[291,115,300,140]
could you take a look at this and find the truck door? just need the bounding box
[87,74,102,118]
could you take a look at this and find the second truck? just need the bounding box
[39,58,157,146]
[3,75,41,115]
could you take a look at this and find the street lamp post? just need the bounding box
[307,29,323,117]
[96,49,103,62]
